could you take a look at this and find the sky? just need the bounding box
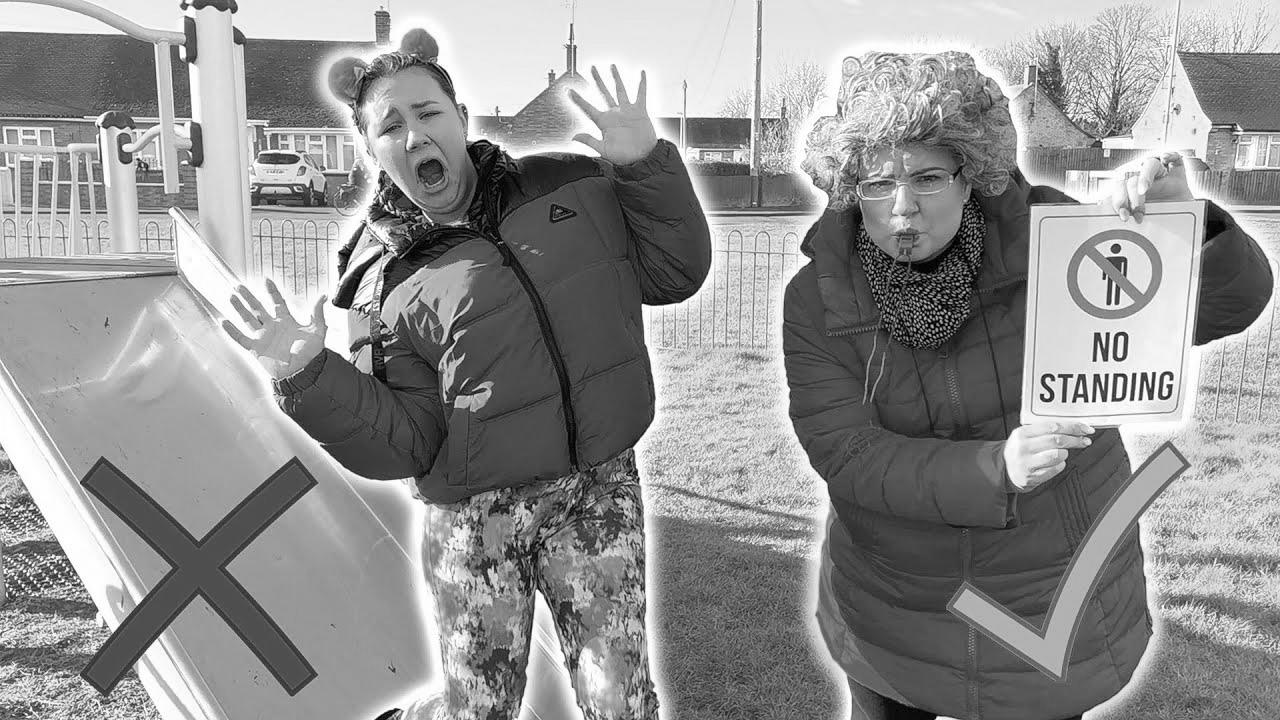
[0,0,1204,118]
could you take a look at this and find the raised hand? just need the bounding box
[1101,151,1195,223]
[1002,420,1095,492]
[221,278,329,380]
[568,64,658,166]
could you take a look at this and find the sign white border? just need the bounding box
[1021,200,1206,427]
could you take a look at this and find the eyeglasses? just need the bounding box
[855,166,964,201]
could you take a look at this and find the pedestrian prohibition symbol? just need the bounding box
[1021,200,1205,426]
[1065,229,1163,320]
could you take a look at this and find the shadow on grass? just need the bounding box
[8,595,98,620]
[1159,550,1280,575]
[1095,618,1280,720]
[0,644,96,675]
[648,512,840,720]
[1159,592,1280,639]
[648,482,815,528]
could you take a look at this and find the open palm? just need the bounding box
[221,278,329,380]
[569,64,658,166]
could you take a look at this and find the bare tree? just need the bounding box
[982,22,1092,119]
[1078,3,1167,137]
[718,60,829,121]
[720,86,752,118]
[1178,0,1278,52]
[717,60,829,173]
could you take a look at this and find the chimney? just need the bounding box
[565,23,578,76]
[1024,64,1038,88]
[548,69,556,87]
[375,6,391,47]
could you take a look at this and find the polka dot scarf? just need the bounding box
[855,196,987,350]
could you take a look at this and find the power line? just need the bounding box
[702,0,739,107]
[681,0,723,79]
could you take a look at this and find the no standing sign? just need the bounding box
[1022,201,1206,426]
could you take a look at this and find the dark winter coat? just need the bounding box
[274,138,710,503]
[783,169,1272,720]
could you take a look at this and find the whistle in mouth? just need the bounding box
[893,230,919,259]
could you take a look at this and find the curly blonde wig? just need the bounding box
[801,51,1019,212]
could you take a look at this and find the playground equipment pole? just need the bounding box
[183,0,249,278]
[96,112,141,253]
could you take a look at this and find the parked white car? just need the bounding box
[250,151,328,207]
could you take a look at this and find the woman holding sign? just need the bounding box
[783,52,1271,720]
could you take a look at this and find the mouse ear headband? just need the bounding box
[327,28,452,109]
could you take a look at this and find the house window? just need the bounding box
[1236,136,1255,168]
[2,126,56,166]
[1236,133,1280,169]
[699,150,734,162]
[270,131,357,171]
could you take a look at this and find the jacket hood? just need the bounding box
[801,168,1056,334]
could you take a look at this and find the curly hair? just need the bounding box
[801,51,1019,211]
[351,53,458,137]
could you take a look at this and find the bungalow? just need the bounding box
[2,10,784,211]
[1129,52,1280,171]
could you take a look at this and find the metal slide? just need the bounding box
[0,212,580,719]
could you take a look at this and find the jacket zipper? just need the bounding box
[962,528,979,720]
[480,233,581,470]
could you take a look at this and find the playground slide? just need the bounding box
[0,213,581,719]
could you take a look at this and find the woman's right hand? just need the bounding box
[1003,421,1095,492]
[221,278,329,380]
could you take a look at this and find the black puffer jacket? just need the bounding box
[275,139,710,503]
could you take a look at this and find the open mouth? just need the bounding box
[416,159,446,190]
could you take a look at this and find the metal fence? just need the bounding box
[3,217,1278,423]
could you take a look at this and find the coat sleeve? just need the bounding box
[605,139,713,305]
[1193,201,1274,345]
[271,309,446,481]
[783,273,1017,528]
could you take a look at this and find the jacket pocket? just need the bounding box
[444,405,471,488]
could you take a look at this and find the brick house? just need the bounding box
[1129,52,1280,171]
[1006,65,1095,149]
[2,10,786,212]
[0,9,391,210]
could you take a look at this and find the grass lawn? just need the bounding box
[3,345,1280,719]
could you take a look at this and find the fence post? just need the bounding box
[96,112,141,253]
[183,0,249,278]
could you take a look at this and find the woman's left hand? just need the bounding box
[1102,151,1195,223]
[568,64,658,166]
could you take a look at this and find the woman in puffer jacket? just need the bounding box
[783,51,1272,720]
[223,29,710,720]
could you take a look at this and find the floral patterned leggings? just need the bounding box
[400,449,658,720]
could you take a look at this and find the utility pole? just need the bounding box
[750,0,762,207]
[1162,0,1182,147]
[681,79,688,160]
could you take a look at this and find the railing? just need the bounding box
[644,230,804,350]
[4,216,1277,422]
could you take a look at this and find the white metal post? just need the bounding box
[232,28,252,271]
[154,41,181,194]
[184,0,248,278]
[96,112,140,253]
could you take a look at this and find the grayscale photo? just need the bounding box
[0,1,1277,719]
